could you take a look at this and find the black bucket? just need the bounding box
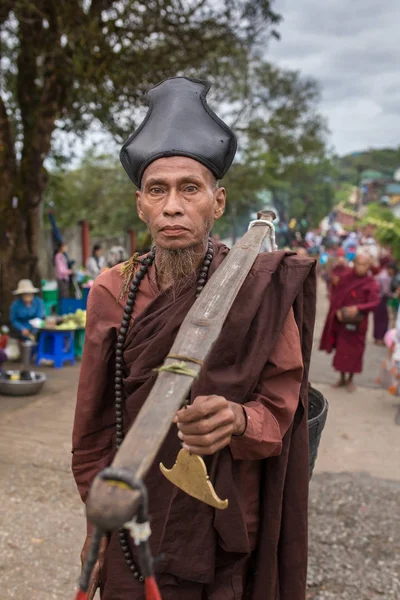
[308,386,328,479]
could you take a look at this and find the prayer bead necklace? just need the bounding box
[114,239,214,582]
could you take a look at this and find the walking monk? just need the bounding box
[72,77,316,599]
[328,247,350,299]
[320,250,379,391]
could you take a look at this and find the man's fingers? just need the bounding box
[178,409,234,436]
[183,430,233,455]
[175,396,236,456]
[176,396,227,423]
[181,424,234,451]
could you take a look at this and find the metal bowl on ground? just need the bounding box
[0,371,47,396]
[308,386,329,479]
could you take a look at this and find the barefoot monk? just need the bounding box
[320,250,379,391]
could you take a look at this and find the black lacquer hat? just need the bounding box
[120,77,237,187]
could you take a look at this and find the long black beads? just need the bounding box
[114,250,155,449]
[119,529,144,581]
[196,238,213,297]
[115,240,213,581]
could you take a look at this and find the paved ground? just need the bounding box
[0,280,399,599]
[308,472,400,599]
[0,368,83,599]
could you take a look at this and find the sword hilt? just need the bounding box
[249,210,277,251]
[257,209,276,221]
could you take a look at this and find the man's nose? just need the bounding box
[162,188,185,216]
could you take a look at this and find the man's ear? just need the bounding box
[214,187,226,220]
[136,190,146,223]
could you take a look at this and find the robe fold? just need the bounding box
[320,269,379,373]
[72,242,316,599]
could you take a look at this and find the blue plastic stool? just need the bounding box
[36,330,76,369]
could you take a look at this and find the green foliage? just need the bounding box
[360,203,400,261]
[44,151,145,237]
[364,203,395,224]
[375,226,400,262]
[275,158,335,226]
[215,151,282,239]
[245,63,328,161]
[335,148,400,185]
[334,182,356,207]
[213,63,334,236]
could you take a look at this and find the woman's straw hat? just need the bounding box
[13,279,39,295]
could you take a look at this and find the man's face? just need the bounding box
[136,157,226,250]
[354,254,370,276]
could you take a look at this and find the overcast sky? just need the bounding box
[267,0,400,155]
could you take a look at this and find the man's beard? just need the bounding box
[154,236,209,298]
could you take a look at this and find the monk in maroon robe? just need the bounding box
[72,77,316,600]
[328,248,350,299]
[320,252,379,391]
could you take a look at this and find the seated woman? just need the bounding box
[10,280,44,340]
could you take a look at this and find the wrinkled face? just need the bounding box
[136,157,226,250]
[354,254,370,276]
[22,294,33,304]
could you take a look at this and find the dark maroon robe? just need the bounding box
[320,269,379,373]
[329,264,351,299]
[73,244,316,599]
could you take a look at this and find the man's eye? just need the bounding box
[149,187,163,194]
[185,185,198,193]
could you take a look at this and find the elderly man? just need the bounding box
[320,250,379,391]
[72,77,316,600]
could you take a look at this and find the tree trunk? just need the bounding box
[0,97,28,322]
[0,183,41,324]
[0,63,61,321]
[0,120,43,322]
[0,141,57,323]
